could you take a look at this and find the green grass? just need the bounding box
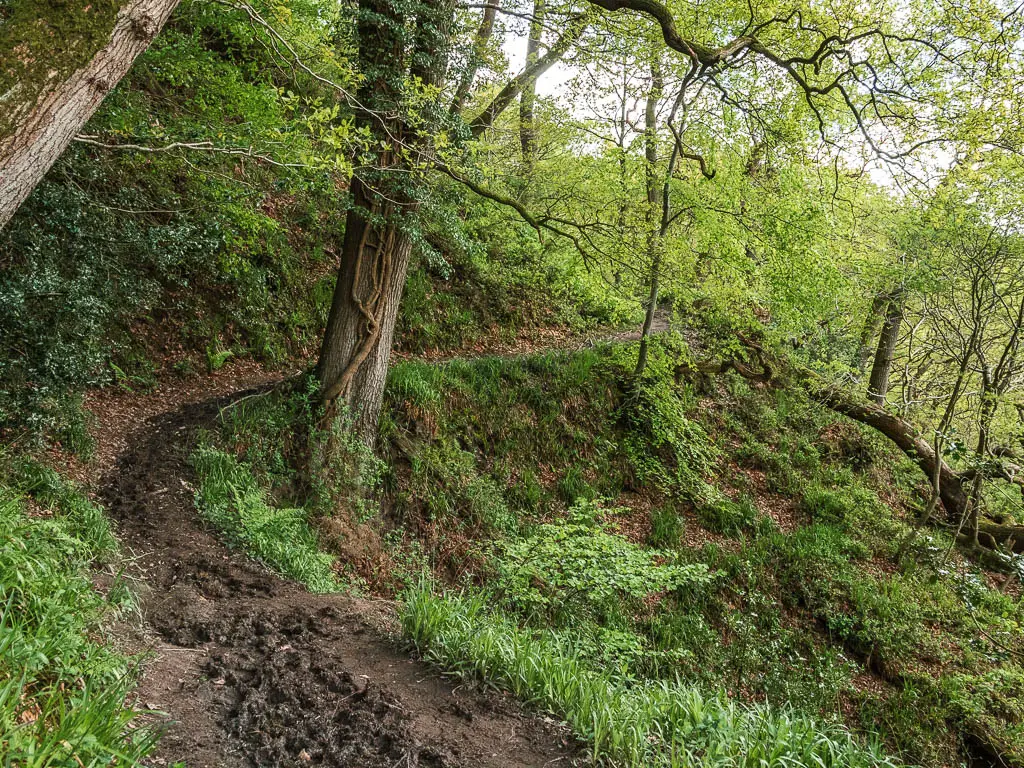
[401,585,900,768]
[0,461,158,766]
[191,445,343,593]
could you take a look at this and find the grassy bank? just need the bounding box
[0,459,158,766]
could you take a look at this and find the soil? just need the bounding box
[100,385,581,768]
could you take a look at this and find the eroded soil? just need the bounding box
[101,388,580,768]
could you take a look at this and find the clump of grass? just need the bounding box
[0,469,158,765]
[401,584,900,768]
[191,445,342,593]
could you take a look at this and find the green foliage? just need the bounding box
[405,438,516,534]
[493,499,712,622]
[620,377,717,495]
[697,490,759,536]
[648,504,684,548]
[191,445,342,593]
[0,462,157,766]
[401,585,900,768]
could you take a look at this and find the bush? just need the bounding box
[493,500,713,624]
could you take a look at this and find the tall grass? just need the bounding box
[191,445,342,593]
[0,469,158,767]
[401,585,900,768]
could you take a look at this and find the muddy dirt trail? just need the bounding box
[101,390,580,768]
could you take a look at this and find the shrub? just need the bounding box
[493,500,713,624]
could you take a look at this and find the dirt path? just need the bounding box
[101,389,580,768]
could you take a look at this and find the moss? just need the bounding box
[0,0,122,137]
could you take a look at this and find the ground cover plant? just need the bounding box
[0,459,158,766]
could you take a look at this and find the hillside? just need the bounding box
[4,0,1024,766]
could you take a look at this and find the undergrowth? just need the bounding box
[191,445,343,593]
[380,340,1024,767]
[402,585,900,768]
[0,459,157,766]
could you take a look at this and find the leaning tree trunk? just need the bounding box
[811,385,970,520]
[449,0,498,115]
[0,0,179,230]
[316,0,453,441]
[867,289,904,405]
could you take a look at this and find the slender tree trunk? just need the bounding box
[449,0,498,115]
[468,14,584,139]
[0,0,179,230]
[634,61,663,378]
[316,0,452,441]
[867,289,904,405]
[854,291,890,374]
[966,387,997,544]
[519,0,545,171]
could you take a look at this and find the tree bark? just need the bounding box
[867,289,904,405]
[518,0,545,171]
[854,291,890,374]
[316,0,453,441]
[0,0,179,230]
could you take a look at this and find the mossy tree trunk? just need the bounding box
[634,60,663,378]
[867,288,904,405]
[0,0,179,229]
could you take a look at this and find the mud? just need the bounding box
[102,391,580,768]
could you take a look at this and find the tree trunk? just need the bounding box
[317,177,416,436]
[449,0,498,115]
[519,0,545,171]
[854,291,890,374]
[634,61,663,378]
[316,0,453,441]
[867,289,904,405]
[0,0,179,230]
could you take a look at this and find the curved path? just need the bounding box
[101,390,580,767]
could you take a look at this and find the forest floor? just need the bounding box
[84,314,675,767]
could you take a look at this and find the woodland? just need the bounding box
[3,0,1024,765]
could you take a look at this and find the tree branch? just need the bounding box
[468,13,588,137]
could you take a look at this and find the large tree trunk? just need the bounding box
[317,177,416,436]
[316,0,452,441]
[518,0,545,171]
[867,289,904,405]
[0,0,179,230]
